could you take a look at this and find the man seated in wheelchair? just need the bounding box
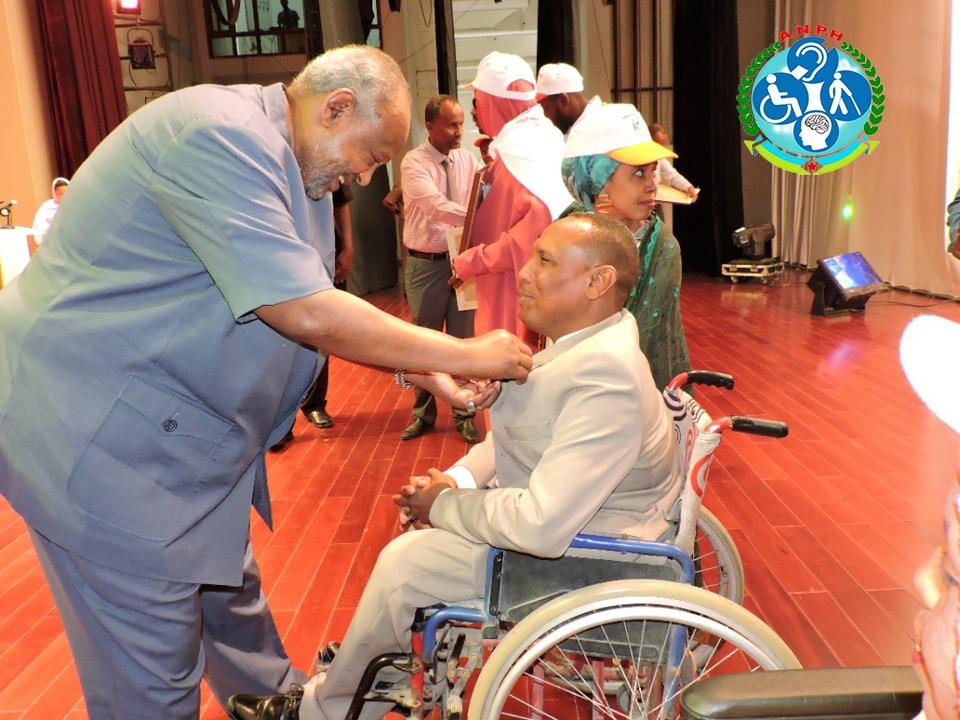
[229,212,683,720]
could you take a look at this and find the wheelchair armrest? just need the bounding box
[680,667,923,720]
[569,534,695,584]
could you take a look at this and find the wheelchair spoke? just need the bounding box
[516,667,629,719]
[468,582,798,720]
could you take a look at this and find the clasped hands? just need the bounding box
[393,468,457,530]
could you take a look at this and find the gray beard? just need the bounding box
[298,142,348,201]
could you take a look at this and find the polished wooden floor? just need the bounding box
[0,271,957,718]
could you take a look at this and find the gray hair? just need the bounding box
[289,45,408,120]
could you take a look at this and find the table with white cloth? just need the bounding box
[0,226,33,288]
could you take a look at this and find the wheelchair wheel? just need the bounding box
[694,508,745,605]
[467,579,800,720]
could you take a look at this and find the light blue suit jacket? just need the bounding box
[0,83,334,585]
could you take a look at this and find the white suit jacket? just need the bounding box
[429,310,682,558]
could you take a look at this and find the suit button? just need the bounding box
[163,419,178,432]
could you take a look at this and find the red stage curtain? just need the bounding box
[37,0,127,176]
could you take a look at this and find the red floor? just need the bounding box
[0,271,957,718]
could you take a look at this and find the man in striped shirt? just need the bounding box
[399,95,482,443]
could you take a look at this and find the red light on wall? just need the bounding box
[117,0,141,14]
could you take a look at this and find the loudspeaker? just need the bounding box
[808,252,885,317]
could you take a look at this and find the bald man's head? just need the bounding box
[558,213,639,304]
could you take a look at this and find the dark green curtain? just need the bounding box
[673,0,744,275]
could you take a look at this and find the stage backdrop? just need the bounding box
[767,0,954,296]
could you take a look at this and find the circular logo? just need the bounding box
[738,36,884,174]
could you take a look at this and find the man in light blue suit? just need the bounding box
[0,45,530,720]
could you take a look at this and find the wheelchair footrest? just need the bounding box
[680,667,923,720]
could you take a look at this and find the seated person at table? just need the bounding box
[227,212,682,720]
[31,176,70,245]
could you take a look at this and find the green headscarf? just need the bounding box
[561,155,620,211]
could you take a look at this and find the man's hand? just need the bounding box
[383,186,403,215]
[687,186,700,203]
[405,373,501,412]
[334,247,354,284]
[448,265,464,289]
[393,469,457,530]
[461,331,532,384]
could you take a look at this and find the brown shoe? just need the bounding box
[456,417,480,444]
[400,417,433,441]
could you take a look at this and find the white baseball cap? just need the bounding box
[536,63,584,99]
[901,315,960,434]
[467,51,536,101]
[563,101,677,165]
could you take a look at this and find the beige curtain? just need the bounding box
[768,0,955,295]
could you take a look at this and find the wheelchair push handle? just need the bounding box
[730,416,789,438]
[668,371,735,391]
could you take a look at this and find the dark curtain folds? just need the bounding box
[673,0,744,275]
[37,0,127,177]
[537,0,575,67]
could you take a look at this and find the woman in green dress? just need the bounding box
[560,101,691,390]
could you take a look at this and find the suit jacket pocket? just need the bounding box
[67,375,238,542]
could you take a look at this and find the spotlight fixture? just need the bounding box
[808,251,886,316]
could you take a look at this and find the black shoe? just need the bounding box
[313,640,341,674]
[400,417,433,441]
[456,417,480,444]
[227,684,302,720]
[269,429,294,452]
[304,409,334,429]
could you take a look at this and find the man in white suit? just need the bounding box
[228,212,682,720]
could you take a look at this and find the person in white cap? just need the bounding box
[453,51,574,349]
[900,315,960,720]
[561,101,691,390]
[536,62,589,134]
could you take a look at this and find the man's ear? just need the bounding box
[584,265,618,300]
[319,88,358,127]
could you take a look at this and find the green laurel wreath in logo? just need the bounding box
[736,41,782,137]
[840,41,884,135]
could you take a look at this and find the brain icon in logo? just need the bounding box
[796,112,835,151]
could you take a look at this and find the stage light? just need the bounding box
[117,0,141,14]
[732,223,776,260]
[841,200,855,222]
[808,251,886,316]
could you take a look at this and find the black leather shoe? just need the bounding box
[400,417,433,441]
[456,417,480,444]
[227,684,302,720]
[313,640,341,674]
[304,409,334,429]
[269,429,294,452]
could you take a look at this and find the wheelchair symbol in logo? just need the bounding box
[737,36,884,174]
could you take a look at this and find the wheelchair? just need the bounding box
[342,371,801,719]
